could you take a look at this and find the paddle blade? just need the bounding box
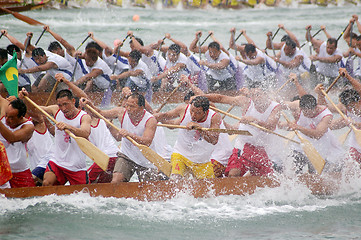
[339,129,351,145]
[72,134,109,171]
[1,7,44,25]
[137,144,172,177]
[351,126,361,147]
[300,138,326,175]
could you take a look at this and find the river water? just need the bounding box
[1,4,361,240]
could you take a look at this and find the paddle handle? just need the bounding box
[45,81,59,106]
[113,34,130,74]
[281,112,303,140]
[24,96,77,139]
[209,106,299,144]
[300,29,322,48]
[222,105,235,119]
[199,32,212,47]
[325,74,341,93]
[85,103,121,132]
[275,77,293,94]
[155,84,181,112]
[272,27,280,40]
[35,29,46,46]
[76,34,91,51]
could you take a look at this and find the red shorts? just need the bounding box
[349,147,361,165]
[88,157,117,183]
[46,161,88,185]
[225,144,274,177]
[10,169,36,188]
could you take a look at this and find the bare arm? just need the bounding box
[19,61,57,74]
[45,25,76,56]
[89,32,113,57]
[75,68,103,86]
[0,121,34,143]
[279,24,300,48]
[289,114,332,140]
[1,30,25,50]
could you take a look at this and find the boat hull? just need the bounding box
[0,175,339,200]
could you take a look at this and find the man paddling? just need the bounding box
[0,96,35,188]
[202,83,281,177]
[83,92,166,183]
[20,89,92,186]
[282,73,344,173]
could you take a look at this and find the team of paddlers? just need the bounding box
[0,13,361,189]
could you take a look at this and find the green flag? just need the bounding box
[0,52,18,97]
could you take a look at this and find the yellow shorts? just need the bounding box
[171,153,215,179]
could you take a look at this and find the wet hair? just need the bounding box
[6,44,20,55]
[339,89,360,106]
[184,91,195,102]
[74,97,80,109]
[356,35,361,41]
[56,89,74,100]
[281,35,291,42]
[129,37,144,46]
[85,48,99,62]
[129,92,145,107]
[299,94,317,109]
[168,44,181,55]
[9,98,27,118]
[129,50,142,62]
[327,38,338,48]
[0,48,8,61]
[350,33,358,40]
[244,44,256,54]
[208,42,220,51]
[48,41,62,52]
[32,48,46,58]
[85,41,103,53]
[285,39,297,49]
[191,96,209,112]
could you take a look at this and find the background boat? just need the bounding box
[0,0,50,15]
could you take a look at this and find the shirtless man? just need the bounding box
[21,88,92,186]
[0,96,35,188]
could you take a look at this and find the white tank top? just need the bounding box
[64,51,87,81]
[173,105,217,164]
[89,119,119,158]
[45,50,73,80]
[120,110,157,168]
[317,42,342,78]
[0,117,33,173]
[53,109,88,171]
[279,45,311,75]
[165,52,191,78]
[295,107,344,164]
[210,120,233,166]
[26,127,54,170]
[205,50,233,81]
[102,49,129,75]
[141,51,165,77]
[235,100,280,149]
[129,60,151,89]
[88,57,112,90]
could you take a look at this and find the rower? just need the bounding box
[282,73,345,173]
[20,88,92,186]
[17,35,73,92]
[190,31,235,91]
[154,75,233,178]
[202,82,282,176]
[166,96,221,179]
[317,68,361,165]
[0,96,35,188]
[306,25,343,88]
[56,73,120,183]
[84,92,167,183]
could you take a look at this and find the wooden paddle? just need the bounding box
[84,103,172,177]
[209,106,300,144]
[157,123,252,135]
[0,7,44,26]
[321,89,361,147]
[23,96,109,171]
[275,77,293,94]
[300,29,322,48]
[71,34,91,81]
[155,84,181,112]
[325,74,341,93]
[281,112,326,175]
[44,81,59,106]
[339,129,351,145]
[222,105,235,119]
